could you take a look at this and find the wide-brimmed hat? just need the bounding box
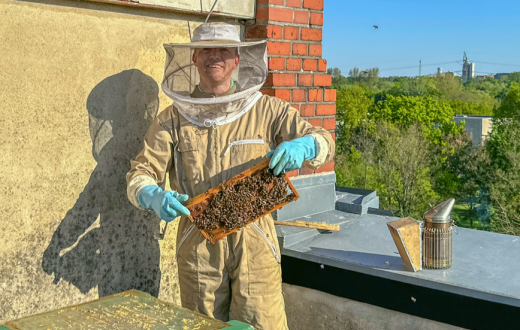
[164,23,265,48]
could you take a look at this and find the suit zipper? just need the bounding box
[176,224,195,255]
[223,139,264,156]
[252,223,280,264]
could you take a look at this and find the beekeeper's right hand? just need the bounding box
[137,186,191,222]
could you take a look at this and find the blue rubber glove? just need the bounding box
[137,186,190,222]
[267,136,317,176]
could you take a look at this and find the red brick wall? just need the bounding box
[245,0,336,177]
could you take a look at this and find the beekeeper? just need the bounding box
[126,23,334,330]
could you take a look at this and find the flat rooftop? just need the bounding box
[275,175,520,329]
[278,210,520,308]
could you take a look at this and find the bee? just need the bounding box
[192,168,295,235]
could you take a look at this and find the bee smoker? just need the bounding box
[422,198,455,269]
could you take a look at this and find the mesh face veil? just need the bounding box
[161,23,268,128]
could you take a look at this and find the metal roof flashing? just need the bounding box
[276,176,520,328]
[273,173,337,221]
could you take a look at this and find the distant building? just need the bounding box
[462,52,475,81]
[476,75,494,79]
[495,73,510,80]
[454,115,493,147]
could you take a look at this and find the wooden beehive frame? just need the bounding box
[185,158,299,243]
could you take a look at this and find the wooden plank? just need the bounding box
[185,159,299,243]
[387,217,422,272]
[273,220,340,231]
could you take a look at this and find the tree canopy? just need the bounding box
[494,82,520,119]
[332,66,520,235]
[372,95,464,145]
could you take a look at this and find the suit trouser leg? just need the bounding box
[177,224,231,321]
[229,217,289,330]
[177,216,288,329]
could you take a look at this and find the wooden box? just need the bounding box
[185,158,299,243]
[387,217,422,272]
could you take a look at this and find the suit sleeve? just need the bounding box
[126,113,174,209]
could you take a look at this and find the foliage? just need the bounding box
[331,66,520,235]
[335,85,374,154]
[348,67,380,90]
[433,133,493,226]
[451,204,491,231]
[486,119,520,235]
[328,66,509,113]
[487,118,520,171]
[328,67,348,86]
[336,122,439,219]
[335,148,369,189]
[494,82,520,119]
[385,76,437,97]
[464,77,506,99]
[434,73,463,97]
[443,100,493,116]
[371,122,438,218]
[372,95,465,145]
[505,72,520,84]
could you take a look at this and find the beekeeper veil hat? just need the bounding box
[162,23,268,128]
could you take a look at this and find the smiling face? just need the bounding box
[192,47,240,86]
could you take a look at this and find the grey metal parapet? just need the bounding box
[280,212,520,308]
[335,186,380,215]
[275,180,520,310]
[367,207,395,217]
[274,172,337,221]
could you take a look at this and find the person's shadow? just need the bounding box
[42,69,162,297]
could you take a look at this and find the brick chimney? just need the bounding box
[245,0,336,177]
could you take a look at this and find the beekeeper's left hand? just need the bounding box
[266,136,317,176]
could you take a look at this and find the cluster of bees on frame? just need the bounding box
[191,168,297,233]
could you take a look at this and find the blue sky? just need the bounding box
[323,0,520,77]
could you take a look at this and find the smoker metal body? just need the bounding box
[422,198,455,269]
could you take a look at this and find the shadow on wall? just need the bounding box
[42,69,161,297]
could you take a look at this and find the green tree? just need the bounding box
[339,67,383,91]
[335,146,369,189]
[433,133,492,228]
[486,119,520,235]
[335,85,374,154]
[444,99,493,116]
[505,72,520,84]
[372,95,465,146]
[487,118,520,171]
[464,77,506,99]
[435,73,463,97]
[348,67,360,81]
[330,67,342,79]
[328,67,348,86]
[374,80,395,92]
[387,76,436,97]
[449,90,498,108]
[336,122,439,219]
[371,122,438,218]
[360,68,380,88]
[494,82,520,119]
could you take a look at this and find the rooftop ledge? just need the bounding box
[274,173,520,329]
